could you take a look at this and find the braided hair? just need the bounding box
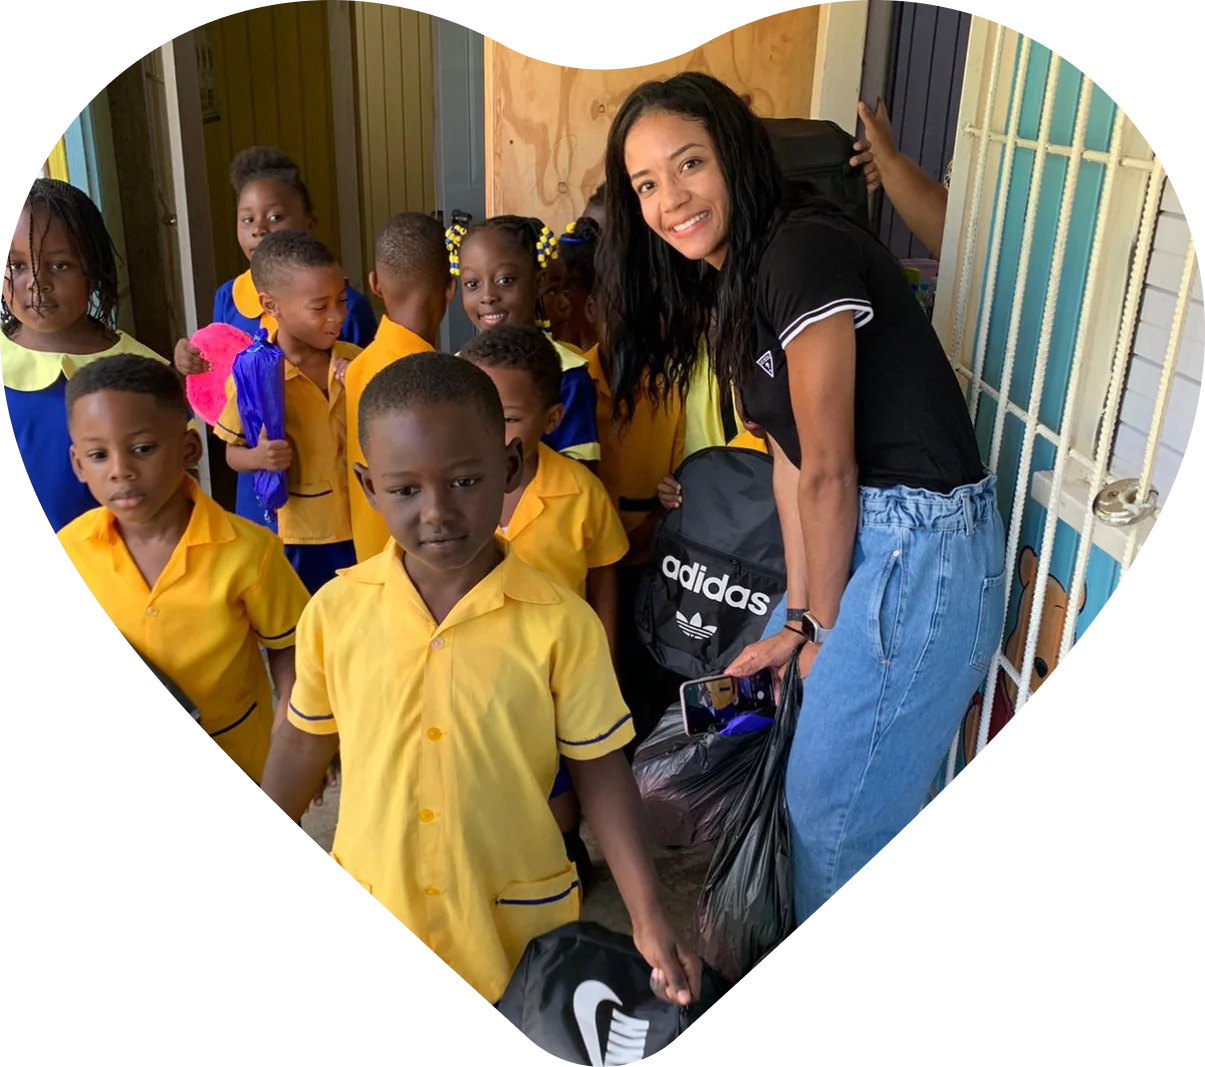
[3,179,120,339]
[445,215,560,334]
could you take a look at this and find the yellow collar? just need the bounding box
[373,316,433,354]
[502,444,582,539]
[1,330,166,392]
[232,270,278,335]
[552,339,587,372]
[84,475,235,548]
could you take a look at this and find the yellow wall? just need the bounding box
[46,138,69,181]
[352,3,436,278]
[199,2,342,288]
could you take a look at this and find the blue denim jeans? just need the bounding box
[764,476,1005,924]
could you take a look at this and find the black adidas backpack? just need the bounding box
[635,447,786,680]
[762,117,870,229]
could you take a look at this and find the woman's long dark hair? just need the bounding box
[597,72,786,423]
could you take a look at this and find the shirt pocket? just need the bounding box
[492,864,581,969]
[280,479,337,543]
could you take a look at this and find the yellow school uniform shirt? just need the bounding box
[214,340,360,545]
[583,345,686,534]
[500,443,628,596]
[344,317,435,562]
[287,538,635,1003]
[728,428,768,454]
[58,476,310,782]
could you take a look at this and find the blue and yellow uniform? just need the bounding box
[287,538,634,1003]
[214,340,360,594]
[58,476,310,781]
[211,269,377,528]
[2,330,171,532]
[545,341,600,464]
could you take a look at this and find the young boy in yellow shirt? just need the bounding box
[57,355,310,782]
[214,230,360,594]
[345,212,456,562]
[261,353,698,1006]
[460,324,629,889]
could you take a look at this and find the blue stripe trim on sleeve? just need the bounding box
[557,712,632,747]
[288,702,334,723]
[208,701,257,737]
[496,881,580,907]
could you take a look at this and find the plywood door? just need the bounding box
[352,2,436,288]
[483,9,821,232]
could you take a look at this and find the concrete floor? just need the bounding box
[300,782,715,938]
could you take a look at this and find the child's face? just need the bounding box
[236,178,313,262]
[69,390,201,525]
[458,230,537,331]
[260,265,348,352]
[5,209,92,339]
[479,366,563,471]
[537,259,571,334]
[356,403,522,574]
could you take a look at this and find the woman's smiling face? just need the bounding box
[624,110,731,269]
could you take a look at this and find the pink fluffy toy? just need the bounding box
[185,323,253,426]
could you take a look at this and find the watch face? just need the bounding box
[798,615,817,643]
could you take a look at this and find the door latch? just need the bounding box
[1092,478,1158,527]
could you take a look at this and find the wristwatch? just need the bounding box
[787,608,831,647]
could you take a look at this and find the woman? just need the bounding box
[598,72,1005,924]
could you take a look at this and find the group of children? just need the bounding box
[3,145,773,1005]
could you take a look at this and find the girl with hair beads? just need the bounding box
[173,147,377,528]
[3,179,176,531]
[447,215,599,465]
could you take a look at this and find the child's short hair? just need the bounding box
[558,216,602,294]
[65,354,190,421]
[358,351,504,451]
[229,146,314,217]
[249,230,338,292]
[2,178,118,338]
[460,324,563,412]
[375,212,449,290]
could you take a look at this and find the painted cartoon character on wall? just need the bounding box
[961,546,1087,764]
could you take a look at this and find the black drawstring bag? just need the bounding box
[695,654,803,983]
[633,705,769,848]
[497,921,728,1065]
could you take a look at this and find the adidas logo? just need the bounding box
[662,555,772,616]
[676,611,718,641]
[757,350,775,378]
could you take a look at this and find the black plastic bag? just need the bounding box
[498,921,728,1065]
[695,656,803,983]
[633,706,769,848]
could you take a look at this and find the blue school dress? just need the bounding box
[211,270,377,531]
[2,331,172,532]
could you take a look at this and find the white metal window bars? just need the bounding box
[937,22,1197,779]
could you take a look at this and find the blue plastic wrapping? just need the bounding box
[231,328,289,520]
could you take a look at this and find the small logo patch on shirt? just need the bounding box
[757,351,775,378]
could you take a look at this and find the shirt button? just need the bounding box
[425,886,441,897]
[146,607,159,617]
[430,637,444,651]
[419,809,436,823]
[426,728,443,742]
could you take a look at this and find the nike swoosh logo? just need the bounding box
[573,980,621,1067]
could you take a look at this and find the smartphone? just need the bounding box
[680,669,775,735]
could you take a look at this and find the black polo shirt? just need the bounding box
[740,207,984,494]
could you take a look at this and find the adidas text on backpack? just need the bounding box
[636,447,786,680]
